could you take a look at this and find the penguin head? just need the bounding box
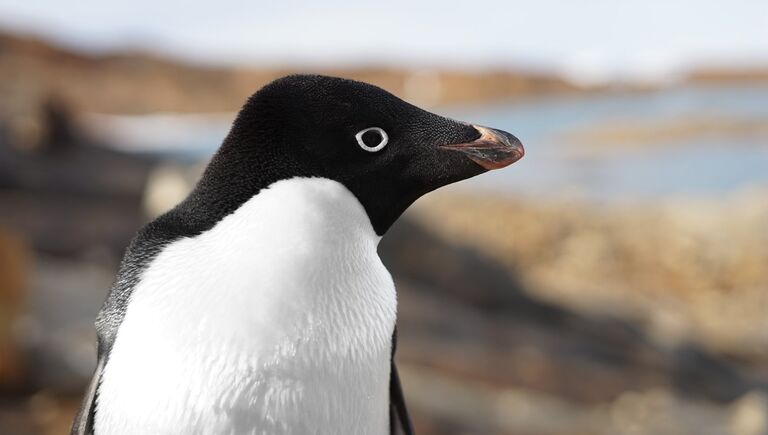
[205,74,523,235]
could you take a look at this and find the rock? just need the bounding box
[730,391,768,435]
[0,228,29,390]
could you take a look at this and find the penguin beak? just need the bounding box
[441,125,524,170]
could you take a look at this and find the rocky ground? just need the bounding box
[409,190,768,360]
[383,188,768,435]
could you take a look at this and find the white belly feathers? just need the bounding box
[95,177,397,435]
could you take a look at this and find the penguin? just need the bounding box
[71,74,524,435]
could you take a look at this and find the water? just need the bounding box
[444,84,768,200]
[97,84,768,201]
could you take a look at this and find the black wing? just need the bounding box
[70,357,104,435]
[70,184,262,434]
[69,217,179,435]
[390,329,415,435]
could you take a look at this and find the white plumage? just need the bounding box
[95,177,397,435]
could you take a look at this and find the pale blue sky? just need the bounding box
[1,0,766,81]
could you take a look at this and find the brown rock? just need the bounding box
[0,228,29,389]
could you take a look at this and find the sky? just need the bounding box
[0,0,766,82]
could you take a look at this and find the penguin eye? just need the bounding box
[355,127,388,152]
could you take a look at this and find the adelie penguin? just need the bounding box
[71,74,524,435]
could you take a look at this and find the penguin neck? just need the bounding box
[181,135,407,238]
[176,141,310,227]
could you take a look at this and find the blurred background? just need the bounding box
[1,1,767,434]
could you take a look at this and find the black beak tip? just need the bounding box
[470,125,525,169]
[488,127,524,159]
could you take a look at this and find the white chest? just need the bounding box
[95,178,397,435]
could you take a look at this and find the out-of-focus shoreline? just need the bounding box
[561,115,768,156]
[0,30,576,114]
[3,29,768,115]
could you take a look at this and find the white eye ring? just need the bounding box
[355,127,388,152]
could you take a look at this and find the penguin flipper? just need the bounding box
[70,357,104,435]
[390,360,415,435]
[390,327,414,435]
